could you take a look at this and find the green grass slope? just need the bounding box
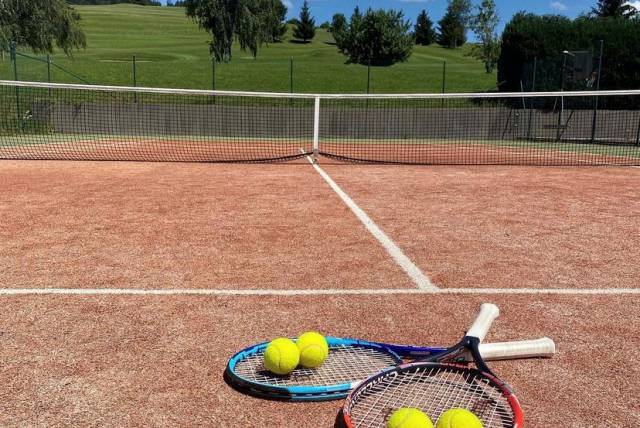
[1,4,498,93]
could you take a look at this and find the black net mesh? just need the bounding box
[1,81,639,165]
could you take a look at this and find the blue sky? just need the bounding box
[161,0,637,35]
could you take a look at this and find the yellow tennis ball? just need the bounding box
[435,408,483,428]
[263,338,300,375]
[296,331,329,368]
[387,408,434,428]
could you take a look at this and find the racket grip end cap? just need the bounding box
[466,303,500,341]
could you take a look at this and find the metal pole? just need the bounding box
[10,41,21,130]
[527,57,537,140]
[312,96,320,162]
[132,55,137,102]
[557,53,567,142]
[10,41,18,81]
[46,54,52,86]
[132,55,137,87]
[441,61,446,108]
[290,57,293,94]
[636,114,640,146]
[212,58,216,90]
[366,59,371,94]
[590,40,604,144]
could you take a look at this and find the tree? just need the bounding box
[319,22,330,30]
[414,10,436,45]
[184,0,282,62]
[497,12,640,100]
[330,14,347,33]
[266,0,288,42]
[293,0,315,42]
[437,0,471,48]
[334,8,414,66]
[67,0,160,4]
[330,13,347,47]
[468,0,500,73]
[0,0,86,54]
[591,0,637,18]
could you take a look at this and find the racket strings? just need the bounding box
[233,345,399,387]
[348,365,514,428]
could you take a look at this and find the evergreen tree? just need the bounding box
[330,13,347,46]
[437,0,471,48]
[591,0,637,18]
[266,0,288,42]
[293,1,315,42]
[414,10,436,45]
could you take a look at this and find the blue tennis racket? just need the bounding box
[225,310,555,401]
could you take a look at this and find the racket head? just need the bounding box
[342,361,523,428]
[225,337,403,400]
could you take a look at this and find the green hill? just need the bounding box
[1,4,497,94]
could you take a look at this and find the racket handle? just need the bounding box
[466,303,500,341]
[479,337,556,360]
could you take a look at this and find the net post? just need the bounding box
[312,96,320,162]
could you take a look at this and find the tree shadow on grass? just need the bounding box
[288,39,312,44]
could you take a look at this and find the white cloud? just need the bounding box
[282,0,293,9]
[550,1,567,11]
[625,1,640,10]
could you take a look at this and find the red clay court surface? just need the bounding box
[1,159,639,427]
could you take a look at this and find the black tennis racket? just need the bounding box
[340,303,526,428]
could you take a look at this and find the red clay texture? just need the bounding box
[321,165,640,289]
[0,161,414,290]
[0,295,638,427]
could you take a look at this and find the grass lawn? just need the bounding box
[0,4,497,94]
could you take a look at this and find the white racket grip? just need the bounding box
[479,337,556,361]
[466,303,500,341]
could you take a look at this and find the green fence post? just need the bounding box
[132,55,137,102]
[132,55,137,87]
[366,59,371,94]
[10,41,21,130]
[590,40,604,144]
[212,58,216,90]
[10,41,18,81]
[526,57,537,140]
[290,58,294,94]
[441,60,446,107]
[46,55,52,83]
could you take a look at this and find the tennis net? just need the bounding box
[1,80,639,165]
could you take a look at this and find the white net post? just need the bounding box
[313,96,320,162]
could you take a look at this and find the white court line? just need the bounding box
[303,154,437,291]
[0,288,638,296]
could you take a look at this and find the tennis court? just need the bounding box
[1,81,639,427]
